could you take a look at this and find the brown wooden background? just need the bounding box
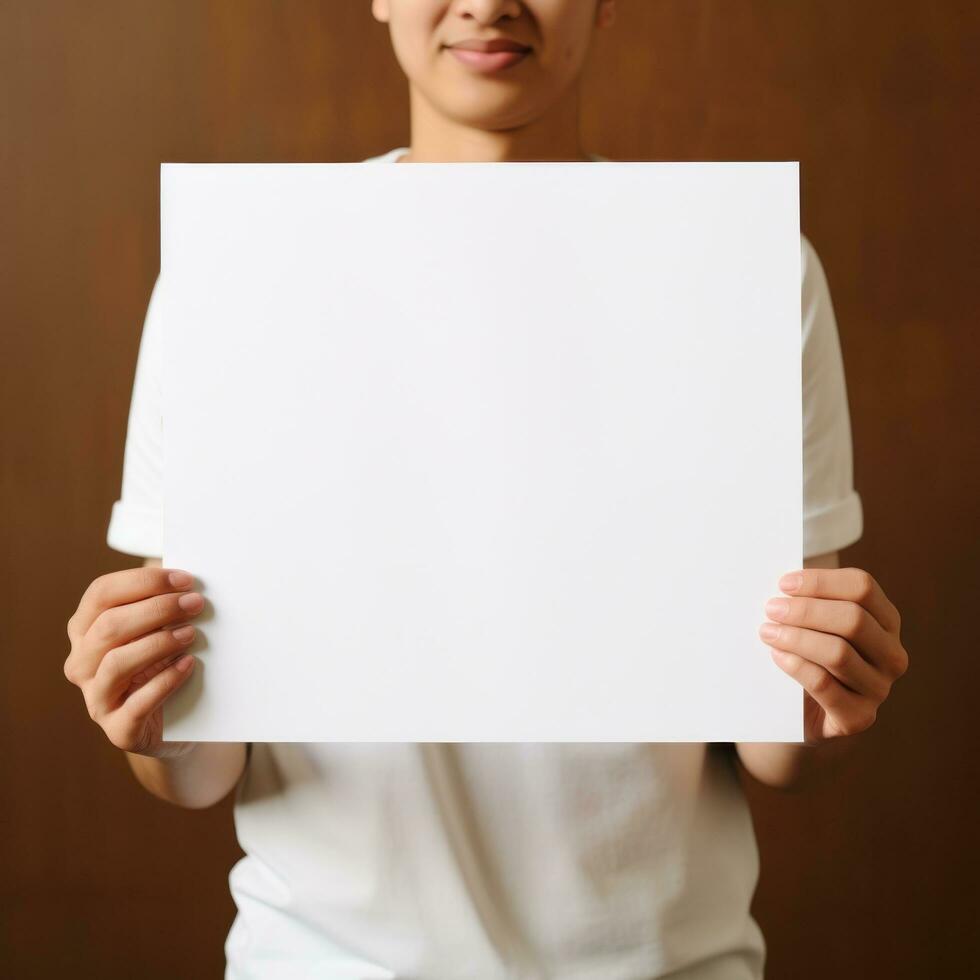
[3,1,977,977]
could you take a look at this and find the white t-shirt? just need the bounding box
[106,146,863,980]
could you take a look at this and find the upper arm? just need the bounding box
[118,250,858,564]
[803,550,840,570]
[106,276,165,559]
[801,236,864,559]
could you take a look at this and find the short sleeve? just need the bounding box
[105,275,165,558]
[801,235,863,558]
[105,241,863,561]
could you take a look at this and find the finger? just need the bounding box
[778,567,901,635]
[759,621,888,699]
[88,655,175,726]
[75,590,205,680]
[769,650,877,736]
[69,566,196,640]
[88,623,197,710]
[113,652,196,730]
[763,594,899,674]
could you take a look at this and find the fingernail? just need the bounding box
[765,597,790,619]
[173,625,195,643]
[759,622,781,642]
[779,572,802,592]
[178,592,203,612]
[169,570,192,588]
[175,654,195,672]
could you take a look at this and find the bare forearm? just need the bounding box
[125,742,248,809]
[734,736,858,791]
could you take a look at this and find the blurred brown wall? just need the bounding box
[2,1,976,977]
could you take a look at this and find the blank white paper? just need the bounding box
[159,160,802,743]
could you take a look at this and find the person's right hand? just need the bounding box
[64,567,205,759]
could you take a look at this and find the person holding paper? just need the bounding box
[65,1,909,978]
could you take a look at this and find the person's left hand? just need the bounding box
[758,567,909,745]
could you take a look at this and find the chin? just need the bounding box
[447,102,542,133]
[429,86,544,131]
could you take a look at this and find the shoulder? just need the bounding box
[134,274,166,388]
[800,233,838,326]
[799,233,841,357]
[361,147,408,164]
[801,233,831,306]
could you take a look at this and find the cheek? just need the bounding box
[539,34,588,78]
[386,1,445,70]
[537,13,594,73]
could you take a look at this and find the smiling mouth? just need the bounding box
[444,40,532,74]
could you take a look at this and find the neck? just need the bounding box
[400,83,589,162]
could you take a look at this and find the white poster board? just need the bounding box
[159,160,802,743]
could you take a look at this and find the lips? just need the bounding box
[445,38,531,73]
